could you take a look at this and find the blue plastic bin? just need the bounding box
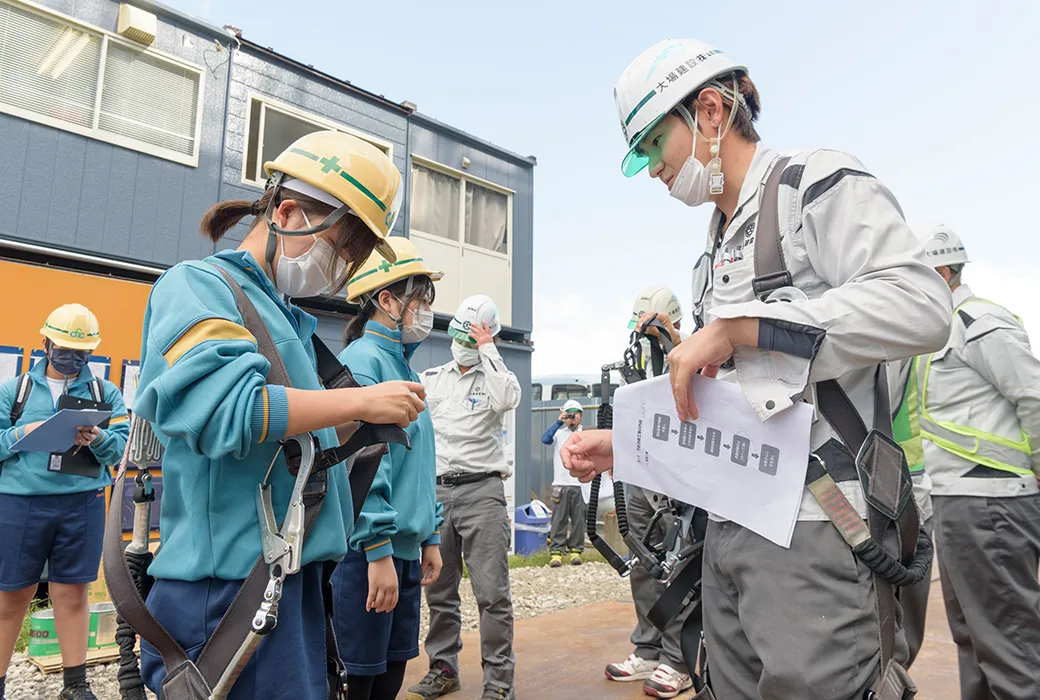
[514,500,552,556]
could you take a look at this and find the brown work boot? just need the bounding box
[480,687,515,700]
[405,662,461,699]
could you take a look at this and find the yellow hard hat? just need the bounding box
[40,304,101,350]
[346,237,444,304]
[264,130,403,262]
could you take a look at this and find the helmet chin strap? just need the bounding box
[262,171,354,272]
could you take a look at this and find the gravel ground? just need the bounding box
[6,562,631,699]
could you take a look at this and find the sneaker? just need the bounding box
[605,653,659,682]
[642,664,693,698]
[549,553,564,568]
[405,663,461,699]
[480,688,515,700]
[58,685,98,700]
[569,550,583,565]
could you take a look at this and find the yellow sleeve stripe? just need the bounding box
[163,318,255,366]
[364,539,392,552]
[109,415,130,425]
[259,387,270,443]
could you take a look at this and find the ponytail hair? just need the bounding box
[343,300,376,348]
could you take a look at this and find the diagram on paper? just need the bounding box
[649,413,780,475]
[612,374,814,548]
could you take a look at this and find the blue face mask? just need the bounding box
[48,345,91,377]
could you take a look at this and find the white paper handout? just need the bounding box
[612,374,813,548]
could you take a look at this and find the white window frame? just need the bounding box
[409,155,514,263]
[0,0,206,167]
[241,93,395,187]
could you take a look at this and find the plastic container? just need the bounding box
[89,602,118,648]
[514,500,552,556]
[27,609,59,658]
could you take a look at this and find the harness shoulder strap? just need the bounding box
[89,378,104,404]
[10,373,32,424]
[211,265,292,388]
[752,156,794,300]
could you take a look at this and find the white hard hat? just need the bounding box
[562,400,584,414]
[916,224,969,268]
[448,294,501,342]
[629,285,683,329]
[615,39,746,177]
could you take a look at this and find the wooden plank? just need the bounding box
[26,644,128,674]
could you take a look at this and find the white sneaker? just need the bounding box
[642,664,693,698]
[605,654,659,682]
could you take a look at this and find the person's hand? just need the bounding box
[558,410,569,422]
[668,318,759,421]
[367,556,399,613]
[638,312,681,347]
[352,382,426,428]
[561,430,614,482]
[75,426,101,447]
[468,322,495,348]
[21,421,44,436]
[420,545,442,587]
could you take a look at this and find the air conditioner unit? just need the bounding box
[117,4,157,46]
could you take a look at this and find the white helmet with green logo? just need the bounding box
[615,39,746,177]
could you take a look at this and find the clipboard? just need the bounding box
[11,408,111,454]
[51,394,114,477]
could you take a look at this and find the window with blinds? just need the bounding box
[0,1,203,166]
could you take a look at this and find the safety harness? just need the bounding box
[751,156,929,700]
[104,263,410,700]
[7,372,105,422]
[585,318,712,695]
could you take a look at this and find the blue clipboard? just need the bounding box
[11,408,112,453]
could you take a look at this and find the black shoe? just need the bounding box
[58,683,98,700]
[405,663,461,699]
[480,687,515,700]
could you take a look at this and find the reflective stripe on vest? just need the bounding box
[919,299,1033,477]
[892,357,925,474]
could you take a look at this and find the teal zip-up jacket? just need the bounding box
[0,361,129,495]
[339,320,443,562]
[135,250,352,582]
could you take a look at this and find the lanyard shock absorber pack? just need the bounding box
[584,317,712,696]
[753,156,930,700]
[103,264,411,700]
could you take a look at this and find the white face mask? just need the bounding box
[668,83,740,208]
[274,212,345,298]
[402,307,434,344]
[452,341,480,367]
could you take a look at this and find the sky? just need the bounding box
[175,0,1040,377]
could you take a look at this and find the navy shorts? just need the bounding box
[0,490,106,592]
[331,547,422,675]
[141,561,329,700]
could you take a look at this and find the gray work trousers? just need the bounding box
[703,519,909,700]
[933,493,1040,700]
[549,485,586,553]
[626,485,692,673]
[898,516,934,668]
[424,477,515,691]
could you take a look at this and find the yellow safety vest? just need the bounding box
[919,299,1033,477]
[892,358,925,475]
